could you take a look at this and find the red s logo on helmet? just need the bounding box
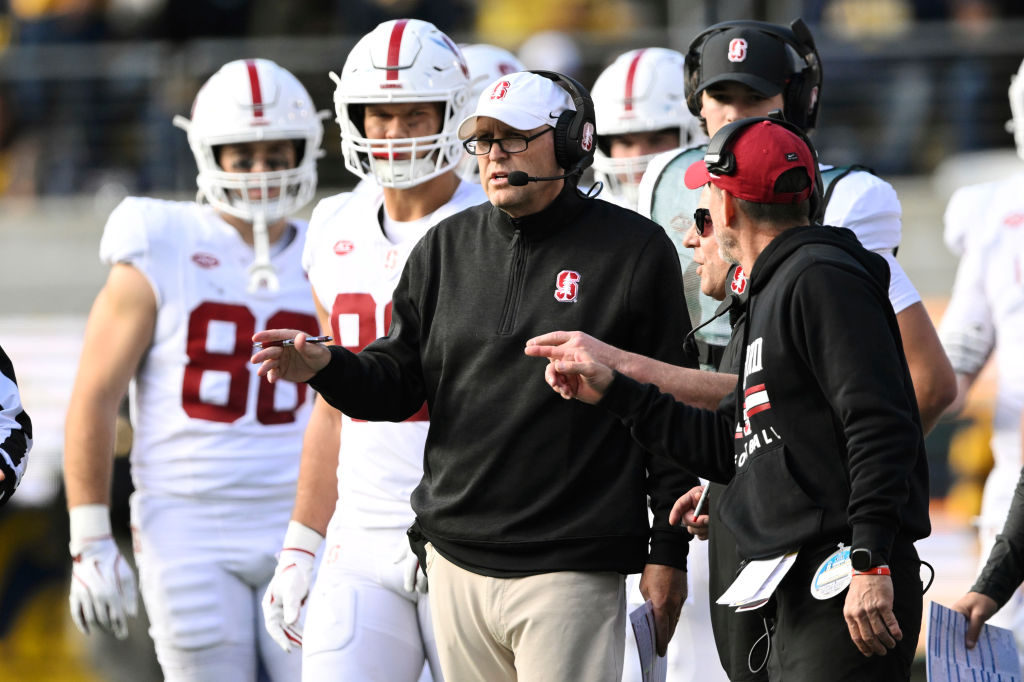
[554,270,581,302]
[490,80,510,100]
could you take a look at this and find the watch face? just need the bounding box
[851,549,872,571]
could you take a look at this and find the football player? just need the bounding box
[940,57,1024,666]
[590,47,704,210]
[259,19,485,682]
[64,58,324,681]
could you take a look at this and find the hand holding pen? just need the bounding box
[251,331,333,384]
[668,484,710,540]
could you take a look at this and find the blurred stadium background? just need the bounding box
[1,0,1023,679]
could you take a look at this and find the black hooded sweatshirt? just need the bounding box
[601,225,930,564]
[309,184,698,576]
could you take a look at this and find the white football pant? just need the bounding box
[130,492,300,682]
[302,525,439,682]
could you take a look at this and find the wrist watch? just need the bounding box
[850,548,885,571]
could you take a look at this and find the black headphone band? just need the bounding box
[705,113,824,222]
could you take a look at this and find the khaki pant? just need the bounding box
[425,544,626,682]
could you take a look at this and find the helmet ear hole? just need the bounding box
[212,144,225,169]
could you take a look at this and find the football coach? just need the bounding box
[541,117,930,682]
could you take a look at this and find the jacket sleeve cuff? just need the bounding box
[598,371,643,420]
[971,534,1024,609]
[648,529,689,571]
[851,522,896,564]
[308,346,348,398]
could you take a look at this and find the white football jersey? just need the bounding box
[303,181,486,530]
[940,172,1024,525]
[100,197,319,500]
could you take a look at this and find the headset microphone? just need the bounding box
[507,169,579,186]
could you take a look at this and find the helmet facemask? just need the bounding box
[338,93,462,189]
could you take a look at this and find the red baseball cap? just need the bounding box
[684,120,816,204]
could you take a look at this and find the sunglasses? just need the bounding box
[693,208,711,236]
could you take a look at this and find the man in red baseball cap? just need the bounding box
[683,118,818,274]
[540,115,930,681]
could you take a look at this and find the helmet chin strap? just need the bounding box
[248,212,280,293]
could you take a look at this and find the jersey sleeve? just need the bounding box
[878,251,921,314]
[824,170,902,252]
[939,239,995,377]
[943,182,994,257]
[98,197,163,306]
[302,195,338,275]
[0,345,31,504]
[824,170,921,312]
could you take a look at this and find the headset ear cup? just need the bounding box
[784,73,805,130]
[553,109,577,170]
[784,73,818,131]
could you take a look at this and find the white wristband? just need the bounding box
[69,504,113,553]
[282,521,324,556]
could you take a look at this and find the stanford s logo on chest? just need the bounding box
[554,270,581,302]
[730,266,747,295]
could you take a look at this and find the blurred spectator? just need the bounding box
[0,83,39,196]
[7,0,106,193]
[807,0,1022,174]
[476,0,638,51]
[329,0,473,35]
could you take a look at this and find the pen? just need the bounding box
[252,335,333,351]
[692,485,710,519]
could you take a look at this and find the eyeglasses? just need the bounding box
[693,208,711,236]
[463,127,553,155]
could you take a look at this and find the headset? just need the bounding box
[705,112,824,223]
[684,19,822,131]
[506,70,599,189]
[528,69,597,175]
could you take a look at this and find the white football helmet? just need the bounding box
[173,58,324,225]
[591,48,704,206]
[333,19,471,189]
[1008,58,1024,161]
[456,44,525,182]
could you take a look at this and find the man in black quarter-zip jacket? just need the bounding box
[543,118,929,682]
[251,69,699,682]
